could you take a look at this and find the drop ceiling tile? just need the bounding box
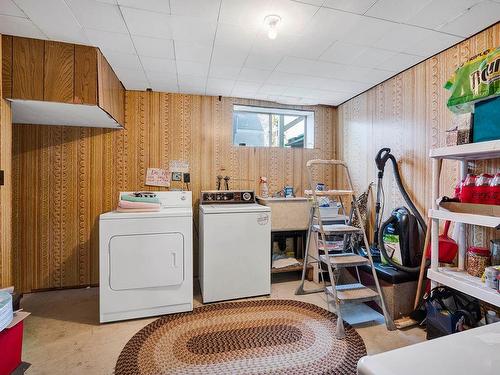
[0,0,25,17]
[258,84,288,96]
[206,78,235,93]
[67,0,127,33]
[402,31,462,57]
[341,16,395,47]
[16,0,88,44]
[211,43,249,67]
[354,48,398,68]
[304,7,362,40]
[102,50,142,70]
[377,52,424,72]
[290,35,334,59]
[206,87,232,96]
[170,0,221,21]
[178,74,207,88]
[372,23,435,53]
[132,35,175,59]
[266,71,297,85]
[120,6,172,38]
[238,67,272,83]
[209,64,242,80]
[117,0,170,13]
[357,68,395,84]
[112,66,149,90]
[145,70,178,84]
[320,41,363,64]
[233,81,262,91]
[0,14,45,38]
[216,23,258,50]
[322,0,377,14]
[250,31,298,55]
[245,52,283,70]
[96,0,117,4]
[174,40,212,63]
[365,0,433,23]
[86,29,135,54]
[140,56,176,73]
[266,0,319,36]
[176,60,209,77]
[170,15,217,43]
[438,1,500,37]
[276,56,318,76]
[408,0,483,30]
[219,0,272,32]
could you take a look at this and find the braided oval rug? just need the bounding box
[115,299,366,375]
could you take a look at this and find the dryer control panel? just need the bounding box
[200,190,255,204]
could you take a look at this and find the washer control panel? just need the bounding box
[200,190,255,204]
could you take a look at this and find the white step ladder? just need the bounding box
[295,159,396,338]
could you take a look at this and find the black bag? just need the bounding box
[424,286,481,340]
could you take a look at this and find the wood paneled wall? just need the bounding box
[338,23,499,245]
[12,92,336,292]
[0,33,13,288]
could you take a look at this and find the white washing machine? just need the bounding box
[99,191,192,323]
[199,190,271,303]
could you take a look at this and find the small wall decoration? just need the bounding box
[145,168,170,187]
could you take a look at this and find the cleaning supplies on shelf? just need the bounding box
[456,173,500,205]
[259,177,269,198]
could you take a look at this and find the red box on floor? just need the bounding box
[0,313,28,375]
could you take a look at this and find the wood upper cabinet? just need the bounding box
[2,35,124,128]
[74,45,97,105]
[44,41,74,103]
[12,37,44,100]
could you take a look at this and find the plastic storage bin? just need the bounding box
[473,96,500,143]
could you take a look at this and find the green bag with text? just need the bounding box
[444,47,500,114]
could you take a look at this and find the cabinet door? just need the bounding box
[44,41,74,103]
[12,37,44,100]
[74,45,97,105]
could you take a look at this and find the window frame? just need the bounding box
[232,105,315,149]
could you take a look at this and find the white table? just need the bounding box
[357,322,500,375]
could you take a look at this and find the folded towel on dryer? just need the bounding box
[118,200,161,210]
[120,194,161,204]
[116,207,161,213]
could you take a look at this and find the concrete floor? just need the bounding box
[20,276,426,374]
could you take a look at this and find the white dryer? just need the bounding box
[99,191,192,323]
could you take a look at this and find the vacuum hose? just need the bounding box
[376,149,428,273]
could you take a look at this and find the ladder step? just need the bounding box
[320,254,369,267]
[326,284,380,303]
[313,224,362,234]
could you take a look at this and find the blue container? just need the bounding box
[473,96,500,142]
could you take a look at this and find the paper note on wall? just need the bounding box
[169,160,189,173]
[145,168,170,187]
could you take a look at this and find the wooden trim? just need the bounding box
[97,50,125,127]
[1,35,12,99]
[0,99,12,288]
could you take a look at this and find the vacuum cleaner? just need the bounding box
[373,148,427,274]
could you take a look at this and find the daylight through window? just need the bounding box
[232,105,315,149]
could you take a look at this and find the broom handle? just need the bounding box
[414,218,432,309]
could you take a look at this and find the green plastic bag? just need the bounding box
[445,47,500,114]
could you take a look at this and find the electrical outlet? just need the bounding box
[183,173,190,183]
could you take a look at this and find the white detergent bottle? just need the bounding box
[260,177,269,198]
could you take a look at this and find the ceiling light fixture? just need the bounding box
[264,15,281,40]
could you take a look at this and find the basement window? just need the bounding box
[232,105,314,149]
